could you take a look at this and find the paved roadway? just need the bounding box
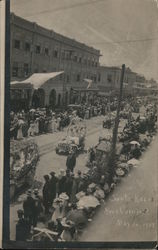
[10,115,111,240]
[10,113,157,242]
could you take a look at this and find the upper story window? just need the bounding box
[35,45,41,54]
[79,57,82,64]
[73,55,78,62]
[107,74,112,83]
[24,63,29,76]
[66,74,70,83]
[25,42,31,52]
[61,51,65,59]
[14,39,21,49]
[84,58,87,65]
[98,73,101,82]
[76,74,80,82]
[53,49,58,58]
[44,48,49,56]
[95,62,98,67]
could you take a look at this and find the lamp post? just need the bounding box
[108,64,125,185]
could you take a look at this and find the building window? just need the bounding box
[44,48,49,56]
[24,63,29,76]
[12,62,18,77]
[73,55,78,62]
[79,57,82,63]
[84,58,87,65]
[35,45,41,54]
[107,74,112,83]
[14,39,21,49]
[95,62,98,67]
[77,74,80,82]
[25,42,31,52]
[61,51,65,59]
[66,75,70,83]
[53,49,58,58]
[98,73,101,82]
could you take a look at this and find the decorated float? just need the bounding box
[56,115,86,155]
[10,138,39,200]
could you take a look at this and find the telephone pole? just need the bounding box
[108,64,125,185]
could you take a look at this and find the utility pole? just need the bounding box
[108,64,125,185]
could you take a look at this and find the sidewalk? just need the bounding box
[80,134,158,242]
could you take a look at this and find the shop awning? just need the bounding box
[11,71,64,89]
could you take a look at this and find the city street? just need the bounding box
[10,115,112,240]
[10,113,157,241]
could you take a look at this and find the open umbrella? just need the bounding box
[115,168,125,177]
[127,158,140,167]
[66,209,87,227]
[130,141,140,146]
[118,162,129,172]
[77,195,100,209]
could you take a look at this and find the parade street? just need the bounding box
[80,132,158,242]
[10,114,126,240]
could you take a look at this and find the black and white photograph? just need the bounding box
[2,0,158,247]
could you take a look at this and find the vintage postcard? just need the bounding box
[2,0,158,248]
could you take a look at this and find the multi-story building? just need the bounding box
[98,66,140,94]
[10,13,101,109]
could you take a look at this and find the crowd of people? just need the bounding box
[14,95,158,242]
[10,96,122,140]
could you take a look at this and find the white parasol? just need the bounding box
[77,195,100,208]
[127,158,140,167]
[130,141,140,146]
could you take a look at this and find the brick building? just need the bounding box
[10,13,101,109]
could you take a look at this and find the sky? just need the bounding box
[11,0,158,81]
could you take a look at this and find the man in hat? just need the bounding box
[66,150,76,173]
[57,169,66,196]
[42,175,51,214]
[23,190,35,227]
[33,189,43,227]
[49,171,58,205]
[64,169,73,197]
[16,209,31,241]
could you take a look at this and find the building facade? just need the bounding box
[10,13,101,108]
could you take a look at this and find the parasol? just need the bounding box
[59,193,69,201]
[94,188,105,200]
[75,191,86,201]
[127,158,140,167]
[77,195,100,208]
[118,162,129,173]
[30,109,36,112]
[130,141,140,146]
[115,168,125,177]
[66,209,87,227]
